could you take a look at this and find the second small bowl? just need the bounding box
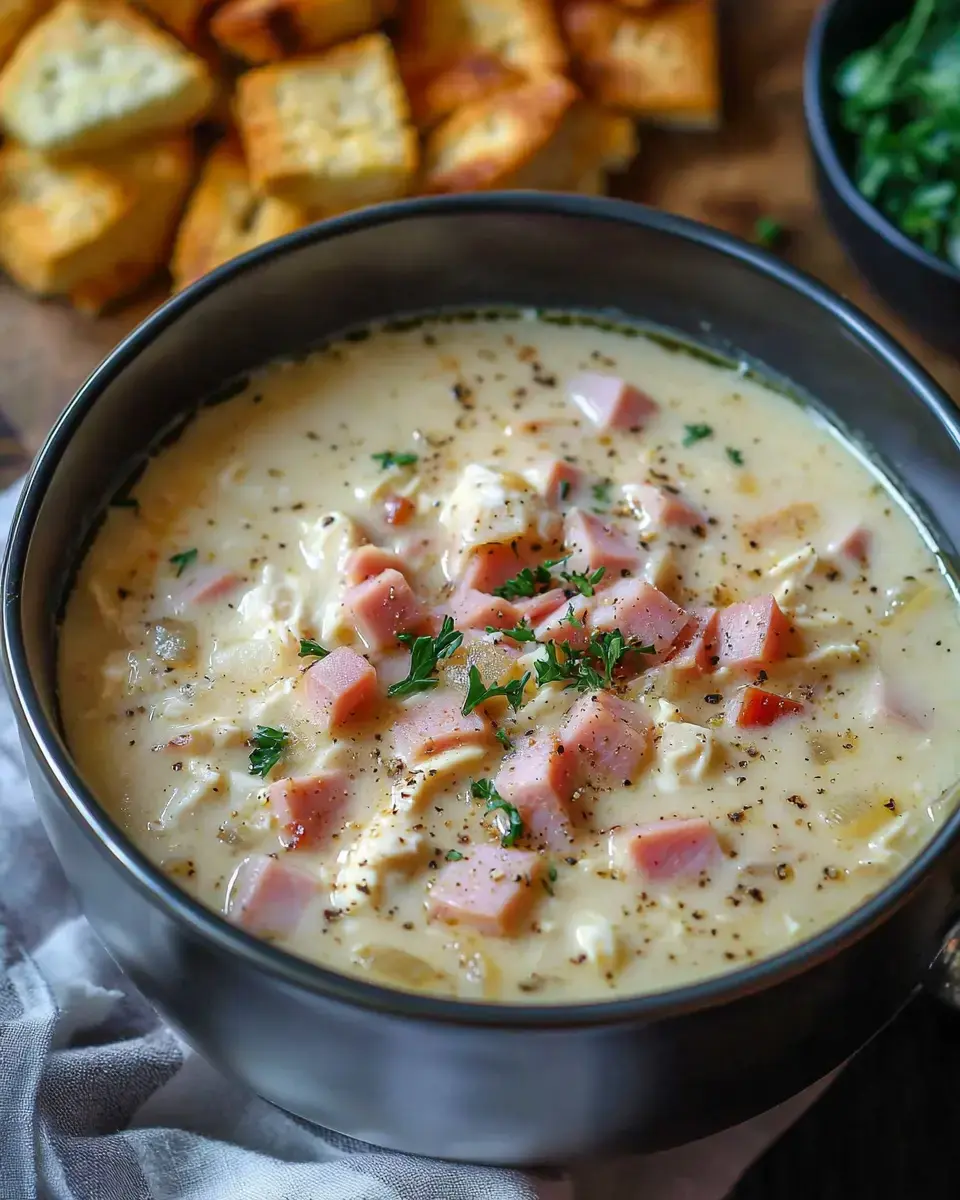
[804,0,960,355]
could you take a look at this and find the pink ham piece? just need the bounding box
[176,567,242,610]
[592,579,689,657]
[716,595,794,670]
[626,818,722,882]
[525,458,585,505]
[560,692,651,786]
[228,855,317,938]
[628,483,704,530]
[564,509,644,576]
[495,735,577,850]
[829,526,871,567]
[515,587,568,626]
[267,770,352,849]
[393,691,492,765]
[533,594,591,650]
[427,843,543,935]
[727,686,804,728]
[303,646,378,730]
[567,371,659,432]
[343,544,406,586]
[668,607,719,674]
[344,567,425,651]
[448,585,520,631]
[869,673,928,730]
[459,543,537,594]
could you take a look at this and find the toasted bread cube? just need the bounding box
[0,0,215,155]
[405,50,524,130]
[236,32,417,211]
[134,0,215,46]
[171,138,308,289]
[561,0,720,129]
[502,101,637,192]
[211,0,394,64]
[0,0,51,66]
[0,136,193,308]
[422,73,577,194]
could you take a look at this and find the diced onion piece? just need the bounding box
[352,945,451,992]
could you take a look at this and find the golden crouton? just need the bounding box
[422,73,577,194]
[0,0,215,155]
[236,32,417,211]
[171,138,309,289]
[405,49,524,130]
[0,136,193,309]
[134,0,215,46]
[210,0,394,64]
[503,102,637,193]
[0,1,51,65]
[561,0,720,129]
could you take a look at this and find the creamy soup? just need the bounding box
[58,314,960,1003]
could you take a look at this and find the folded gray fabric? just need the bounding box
[0,480,831,1200]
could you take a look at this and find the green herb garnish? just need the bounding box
[559,479,572,501]
[493,555,569,601]
[543,862,559,895]
[462,665,530,715]
[445,849,464,862]
[835,0,960,266]
[487,617,538,643]
[371,450,418,469]
[495,727,512,750]
[248,725,289,777]
[725,446,745,466]
[754,216,785,248]
[169,548,198,577]
[471,778,524,847]
[682,424,714,447]
[388,616,462,697]
[559,565,606,597]
[533,629,654,692]
[591,480,612,505]
[562,605,583,628]
[298,638,329,659]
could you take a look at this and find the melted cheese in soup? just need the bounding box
[58,314,960,1003]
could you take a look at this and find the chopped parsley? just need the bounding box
[682,423,714,447]
[534,629,654,692]
[543,862,559,895]
[371,450,418,469]
[388,616,462,697]
[548,864,558,883]
[488,617,538,643]
[559,479,572,501]
[298,638,329,659]
[445,849,464,862]
[462,665,530,715]
[169,548,198,577]
[562,605,583,628]
[725,446,745,466]
[471,778,524,847]
[493,555,569,601]
[591,480,612,506]
[753,216,784,249]
[559,565,605,597]
[248,725,288,777]
[495,727,512,750]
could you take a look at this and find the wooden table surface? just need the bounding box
[1,0,957,1193]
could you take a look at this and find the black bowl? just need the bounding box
[4,194,960,1165]
[804,0,960,355]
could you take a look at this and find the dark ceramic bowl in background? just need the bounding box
[4,194,960,1165]
[805,0,960,355]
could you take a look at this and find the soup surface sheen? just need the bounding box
[59,314,960,1003]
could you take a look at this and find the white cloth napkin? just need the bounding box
[0,479,834,1200]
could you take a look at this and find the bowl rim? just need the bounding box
[5,190,960,1030]
[803,0,960,286]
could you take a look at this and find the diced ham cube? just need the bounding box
[567,371,659,431]
[459,543,537,594]
[515,587,568,625]
[592,579,689,657]
[829,525,871,567]
[727,686,804,728]
[668,607,719,674]
[524,458,585,505]
[716,595,794,670]
[560,692,651,786]
[495,735,577,850]
[344,568,425,650]
[427,843,543,936]
[227,855,317,938]
[869,673,928,730]
[564,509,644,576]
[343,544,407,586]
[267,770,352,849]
[394,691,492,766]
[176,567,242,610]
[627,483,704,530]
[448,585,520,631]
[303,646,378,730]
[533,594,591,650]
[626,818,722,882]
[382,494,416,526]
